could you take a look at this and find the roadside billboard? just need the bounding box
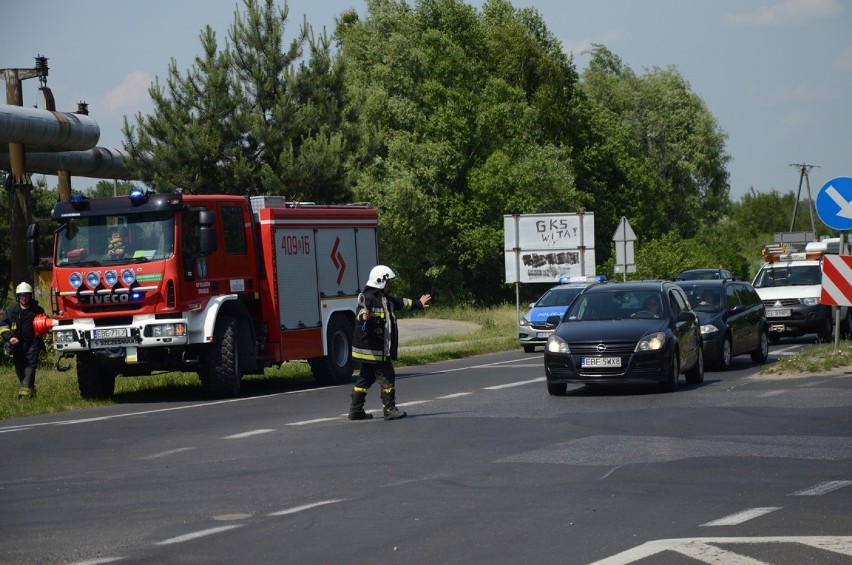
[504,213,595,284]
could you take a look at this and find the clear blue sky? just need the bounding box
[4,0,851,201]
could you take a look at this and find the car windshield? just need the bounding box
[566,290,665,321]
[55,210,176,266]
[683,287,722,312]
[753,265,820,287]
[536,287,583,308]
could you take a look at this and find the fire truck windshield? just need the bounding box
[56,211,175,266]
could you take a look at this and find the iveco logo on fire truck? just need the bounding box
[88,294,133,304]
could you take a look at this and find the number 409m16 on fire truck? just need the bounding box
[27,190,378,399]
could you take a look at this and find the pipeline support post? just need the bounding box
[2,57,49,290]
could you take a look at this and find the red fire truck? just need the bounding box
[28,190,378,399]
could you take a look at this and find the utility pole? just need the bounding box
[789,162,819,236]
[2,55,49,291]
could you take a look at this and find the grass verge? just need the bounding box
[759,340,852,376]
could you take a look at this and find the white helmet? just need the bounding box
[15,282,33,295]
[366,265,396,289]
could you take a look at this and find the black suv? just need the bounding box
[674,279,769,370]
[544,280,703,395]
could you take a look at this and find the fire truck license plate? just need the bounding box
[90,338,136,349]
[92,328,128,339]
[766,308,791,318]
[581,357,621,367]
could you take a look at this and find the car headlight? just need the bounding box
[801,297,820,306]
[635,332,665,352]
[700,324,719,335]
[546,334,570,354]
[519,316,531,327]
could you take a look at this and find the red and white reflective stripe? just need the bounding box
[821,255,852,306]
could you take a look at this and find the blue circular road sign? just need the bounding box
[816,176,852,230]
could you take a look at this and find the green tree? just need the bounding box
[580,45,731,241]
[339,0,587,302]
[123,0,353,201]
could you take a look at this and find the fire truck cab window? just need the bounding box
[221,206,247,255]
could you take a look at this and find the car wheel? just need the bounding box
[817,317,833,343]
[750,330,769,364]
[717,335,732,371]
[660,349,679,393]
[842,311,852,340]
[685,346,704,385]
[523,344,536,353]
[547,381,567,396]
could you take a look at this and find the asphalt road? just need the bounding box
[1,339,850,564]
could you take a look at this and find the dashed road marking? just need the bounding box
[222,429,276,439]
[792,480,852,496]
[138,447,195,460]
[484,377,545,390]
[154,524,243,546]
[701,507,781,526]
[267,499,344,517]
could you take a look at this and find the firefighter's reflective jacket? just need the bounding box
[0,300,46,345]
[352,287,424,362]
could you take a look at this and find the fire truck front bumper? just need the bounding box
[51,319,189,353]
[764,304,830,337]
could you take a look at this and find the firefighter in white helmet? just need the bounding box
[0,282,46,399]
[348,265,431,420]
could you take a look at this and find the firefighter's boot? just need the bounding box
[348,388,373,420]
[17,387,34,400]
[381,387,406,420]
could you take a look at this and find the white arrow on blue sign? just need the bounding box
[816,176,852,230]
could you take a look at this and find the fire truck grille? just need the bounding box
[80,303,145,314]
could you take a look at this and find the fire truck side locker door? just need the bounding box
[275,228,320,330]
[315,228,360,296]
[355,227,379,288]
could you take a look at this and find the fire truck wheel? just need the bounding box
[309,315,354,386]
[203,314,242,398]
[76,353,116,399]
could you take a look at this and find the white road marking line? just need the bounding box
[68,558,124,565]
[701,507,781,527]
[437,392,473,398]
[792,480,852,496]
[756,390,786,397]
[484,377,545,390]
[397,400,432,407]
[287,418,339,426]
[589,537,852,564]
[222,429,275,439]
[155,524,243,546]
[138,447,195,460]
[267,499,344,516]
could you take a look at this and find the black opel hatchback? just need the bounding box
[544,281,703,395]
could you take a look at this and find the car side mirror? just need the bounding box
[730,304,746,313]
[677,311,696,323]
[546,315,562,326]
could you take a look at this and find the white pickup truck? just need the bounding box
[752,238,850,342]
